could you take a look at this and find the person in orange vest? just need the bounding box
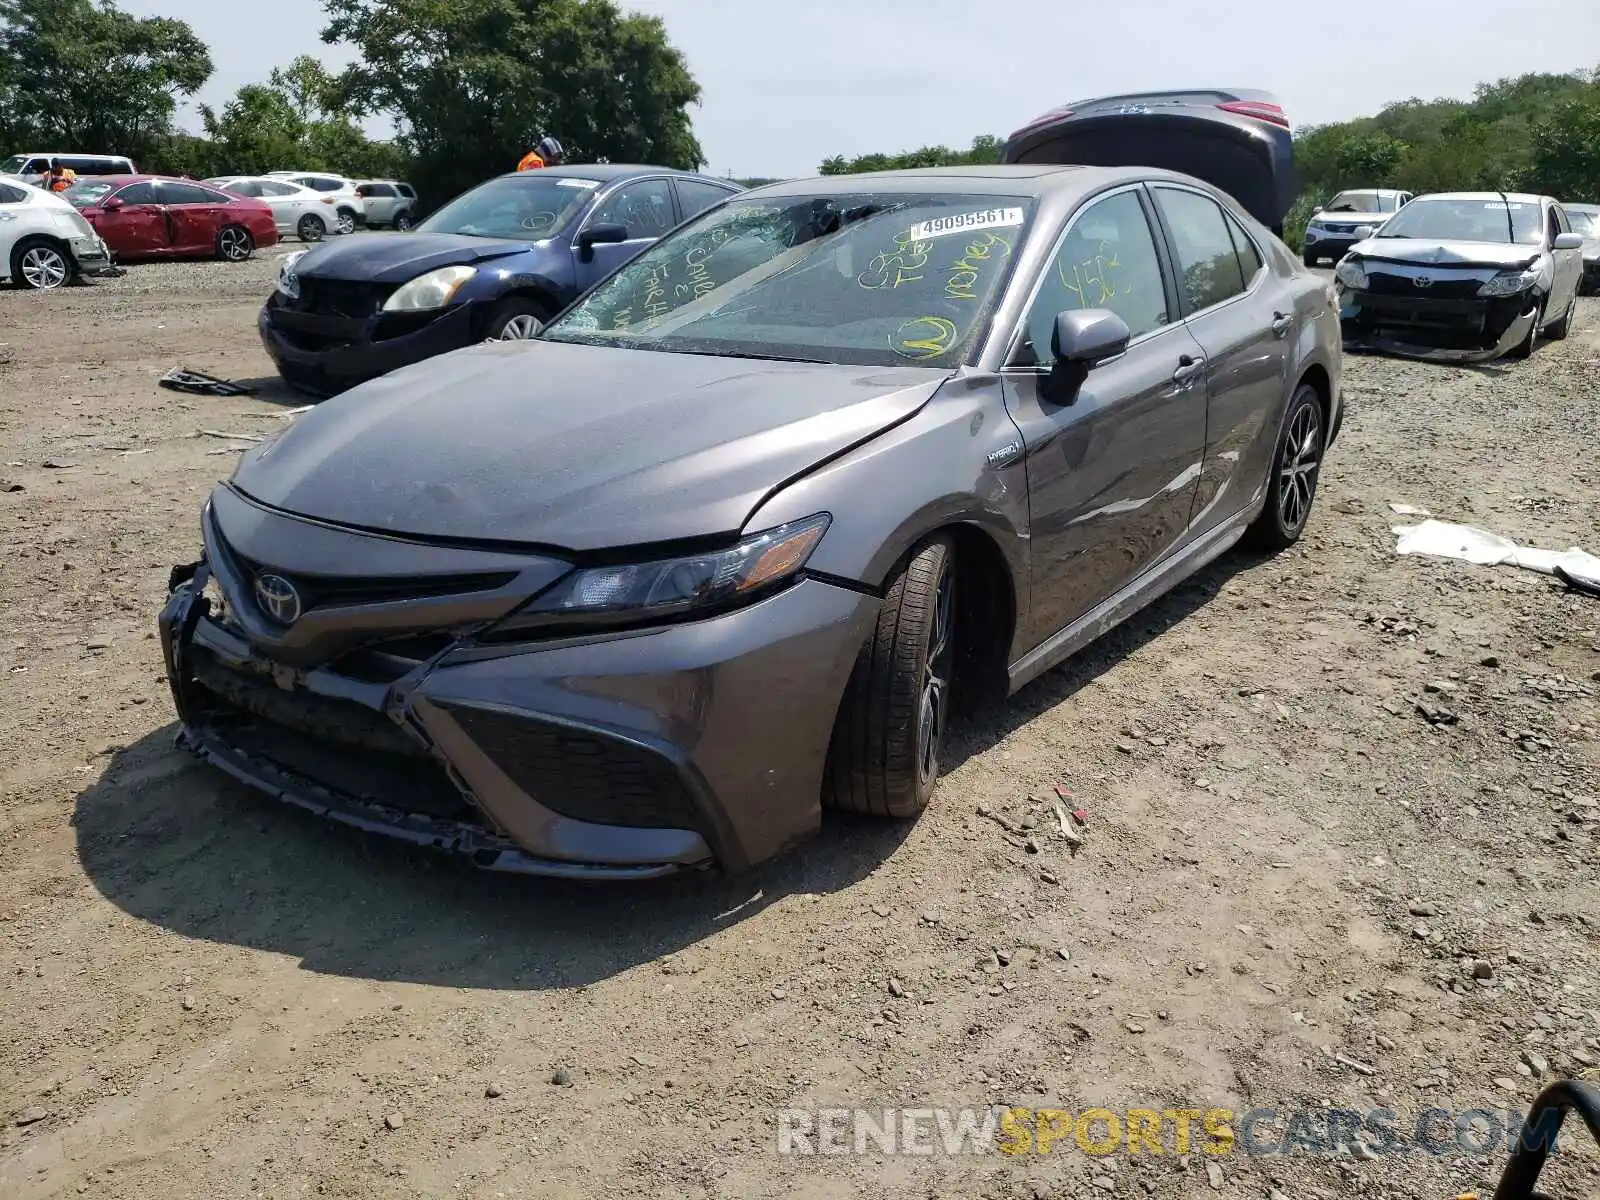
[517,136,565,172]
[46,159,76,192]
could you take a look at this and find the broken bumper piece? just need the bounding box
[1338,288,1538,363]
[157,502,878,879]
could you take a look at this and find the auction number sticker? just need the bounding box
[907,207,1024,241]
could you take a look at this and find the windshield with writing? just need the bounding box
[416,175,599,239]
[542,193,1036,368]
[1375,198,1542,245]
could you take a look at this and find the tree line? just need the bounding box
[816,70,1600,249]
[0,0,706,208]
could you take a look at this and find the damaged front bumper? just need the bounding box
[157,501,878,880]
[1338,285,1538,363]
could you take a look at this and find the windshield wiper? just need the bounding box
[671,348,835,364]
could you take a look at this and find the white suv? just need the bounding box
[1302,188,1413,266]
[266,171,365,234]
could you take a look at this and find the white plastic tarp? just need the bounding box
[1393,519,1600,590]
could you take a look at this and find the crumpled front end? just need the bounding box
[1338,261,1539,363]
[157,487,878,879]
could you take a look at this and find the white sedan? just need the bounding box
[205,176,341,242]
[0,177,111,289]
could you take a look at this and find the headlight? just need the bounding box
[519,514,831,622]
[382,265,477,312]
[1334,258,1368,290]
[276,250,306,299]
[1477,267,1540,298]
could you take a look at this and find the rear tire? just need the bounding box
[10,238,73,290]
[1246,383,1325,553]
[335,208,357,235]
[296,213,326,242]
[216,225,254,262]
[822,537,956,819]
[394,211,413,231]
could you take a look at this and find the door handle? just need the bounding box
[1271,311,1294,338]
[1172,354,1206,387]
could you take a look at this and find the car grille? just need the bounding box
[225,542,517,615]
[295,278,397,319]
[441,703,706,832]
[1323,222,1364,235]
[1364,270,1486,301]
[190,652,474,821]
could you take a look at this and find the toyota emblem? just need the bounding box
[254,573,302,625]
[1412,275,1433,288]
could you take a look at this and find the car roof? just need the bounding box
[489,163,729,184]
[731,164,1195,201]
[1419,191,1551,204]
[1329,187,1407,196]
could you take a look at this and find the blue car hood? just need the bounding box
[291,232,543,285]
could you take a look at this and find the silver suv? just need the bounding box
[1303,188,1413,266]
[354,180,418,229]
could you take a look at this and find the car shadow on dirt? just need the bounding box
[71,725,916,991]
[71,547,1263,992]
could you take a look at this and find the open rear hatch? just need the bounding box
[1002,89,1298,234]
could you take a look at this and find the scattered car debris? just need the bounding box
[159,368,257,397]
[1388,502,1432,517]
[40,459,73,469]
[1394,519,1600,589]
[196,429,265,443]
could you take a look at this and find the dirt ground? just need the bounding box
[2,253,1599,1200]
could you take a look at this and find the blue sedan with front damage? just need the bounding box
[259,164,742,395]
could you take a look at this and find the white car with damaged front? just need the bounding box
[0,177,111,289]
[1333,191,1583,362]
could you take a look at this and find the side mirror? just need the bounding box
[1553,232,1584,251]
[102,196,124,211]
[577,222,628,250]
[1052,309,1131,365]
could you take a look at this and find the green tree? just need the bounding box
[199,83,305,176]
[819,134,1003,176]
[321,0,704,206]
[0,0,211,157]
[1528,91,1600,199]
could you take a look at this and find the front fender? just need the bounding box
[743,372,1030,603]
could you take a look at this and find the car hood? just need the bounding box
[230,340,946,550]
[1311,211,1390,225]
[290,232,540,284]
[1349,238,1541,269]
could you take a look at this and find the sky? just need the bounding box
[122,0,1600,180]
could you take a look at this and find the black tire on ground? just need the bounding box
[1507,296,1544,359]
[9,237,73,290]
[216,224,254,262]
[822,536,956,819]
[394,211,413,231]
[296,213,326,242]
[483,296,553,340]
[1246,383,1326,553]
[1546,290,1575,340]
[335,208,358,235]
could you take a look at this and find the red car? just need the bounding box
[64,174,278,263]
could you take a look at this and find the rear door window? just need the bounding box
[1223,211,1264,286]
[159,182,226,206]
[1153,186,1248,313]
[397,184,416,199]
[0,182,26,204]
[675,178,736,221]
[258,181,298,197]
[227,180,262,197]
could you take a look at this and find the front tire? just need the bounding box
[10,238,73,290]
[1546,290,1575,340]
[335,208,357,235]
[823,537,955,818]
[296,213,326,242]
[216,225,254,262]
[393,211,413,231]
[1247,384,1325,552]
[484,296,552,340]
[1507,296,1544,359]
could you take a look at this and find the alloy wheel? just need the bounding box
[219,227,250,261]
[917,564,954,784]
[395,213,412,231]
[1277,402,1323,533]
[498,314,543,340]
[336,212,356,235]
[20,246,69,289]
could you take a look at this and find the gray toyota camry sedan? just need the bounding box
[159,163,1343,879]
